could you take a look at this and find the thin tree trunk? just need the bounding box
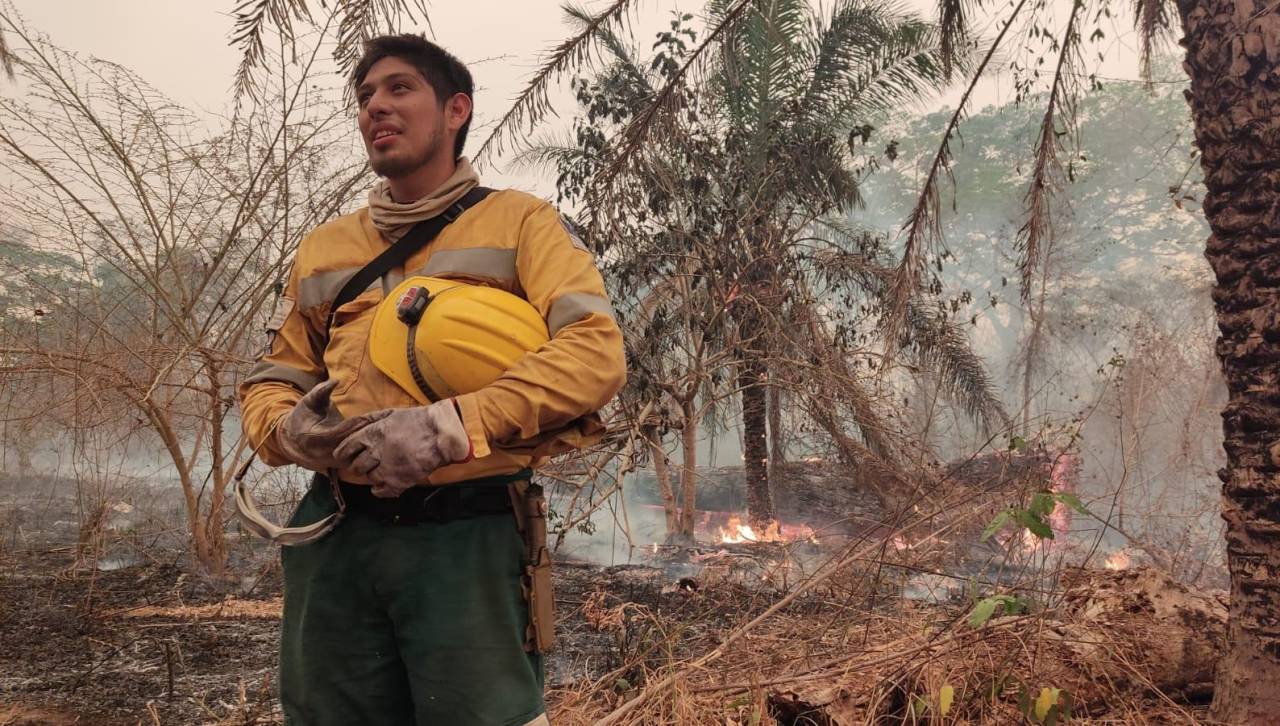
[1178,1,1280,720]
[644,425,679,536]
[679,398,699,539]
[203,357,227,576]
[740,357,773,528]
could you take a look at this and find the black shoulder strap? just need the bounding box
[325,186,493,334]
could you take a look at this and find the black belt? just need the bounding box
[326,470,531,525]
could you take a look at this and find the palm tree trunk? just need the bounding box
[740,357,774,528]
[1178,1,1280,720]
[768,382,786,470]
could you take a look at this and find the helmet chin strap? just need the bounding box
[405,317,439,403]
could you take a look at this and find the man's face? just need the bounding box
[356,56,450,178]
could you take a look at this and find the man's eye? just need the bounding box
[393,83,409,92]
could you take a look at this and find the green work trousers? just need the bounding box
[279,482,545,726]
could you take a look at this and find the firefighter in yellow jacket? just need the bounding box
[238,34,625,726]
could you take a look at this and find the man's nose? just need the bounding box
[366,88,392,116]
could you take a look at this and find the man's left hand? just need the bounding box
[333,399,473,497]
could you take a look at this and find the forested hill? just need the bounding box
[861,62,1211,398]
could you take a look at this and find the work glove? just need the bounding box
[333,399,473,498]
[274,380,390,472]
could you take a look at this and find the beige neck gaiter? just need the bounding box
[367,157,480,242]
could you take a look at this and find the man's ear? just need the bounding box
[446,93,472,133]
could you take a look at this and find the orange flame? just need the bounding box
[718,515,817,544]
[1104,550,1131,571]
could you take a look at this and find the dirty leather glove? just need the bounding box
[274,380,390,472]
[333,399,473,498]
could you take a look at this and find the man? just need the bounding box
[238,34,626,726]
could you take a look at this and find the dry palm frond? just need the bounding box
[230,0,429,102]
[937,0,973,79]
[1016,0,1083,303]
[904,303,1009,434]
[1134,0,1174,84]
[0,19,12,80]
[811,221,1008,434]
[564,3,654,100]
[332,0,431,80]
[229,0,312,102]
[882,0,1029,361]
[471,0,640,168]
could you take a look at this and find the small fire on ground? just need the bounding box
[717,515,818,544]
[1104,550,1132,571]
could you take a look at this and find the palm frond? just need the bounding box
[717,0,809,146]
[798,0,897,117]
[0,22,12,80]
[332,0,432,78]
[564,2,650,96]
[229,0,312,102]
[472,0,639,168]
[591,0,755,197]
[937,0,972,80]
[1016,0,1083,302]
[839,22,955,124]
[903,304,1009,434]
[230,0,428,102]
[1134,0,1174,83]
[509,133,596,174]
[882,0,1030,360]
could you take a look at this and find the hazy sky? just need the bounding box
[5,0,1158,195]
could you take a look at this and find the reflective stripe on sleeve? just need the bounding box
[421,248,517,281]
[297,267,363,312]
[546,292,615,336]
[242,360,321,392]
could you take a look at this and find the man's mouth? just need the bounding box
[372,129,400,150]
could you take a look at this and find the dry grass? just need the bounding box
[544,540,1216,725]
[106,597,283,621]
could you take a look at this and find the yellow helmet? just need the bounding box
[368,276,549,403]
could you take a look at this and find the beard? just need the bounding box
[369,128,444,179]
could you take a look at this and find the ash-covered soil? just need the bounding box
[0,545,812,724]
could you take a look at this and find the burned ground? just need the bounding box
[1,471,1225,724]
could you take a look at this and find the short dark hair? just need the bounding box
[351,34,474,159]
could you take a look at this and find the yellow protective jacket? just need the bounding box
[238,190,626,485]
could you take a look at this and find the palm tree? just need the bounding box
[702,0,971,526]
[1173,1,1280,719]
[529,1,1005,534]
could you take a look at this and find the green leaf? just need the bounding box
[980,510,1012,541]
[1013,509,1054,540]
[1055,492,1089,515]
[1009,435,1027,451]
[1004,595,1029,615]
[969,596,1000,628]
[1030,491,1055,517]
